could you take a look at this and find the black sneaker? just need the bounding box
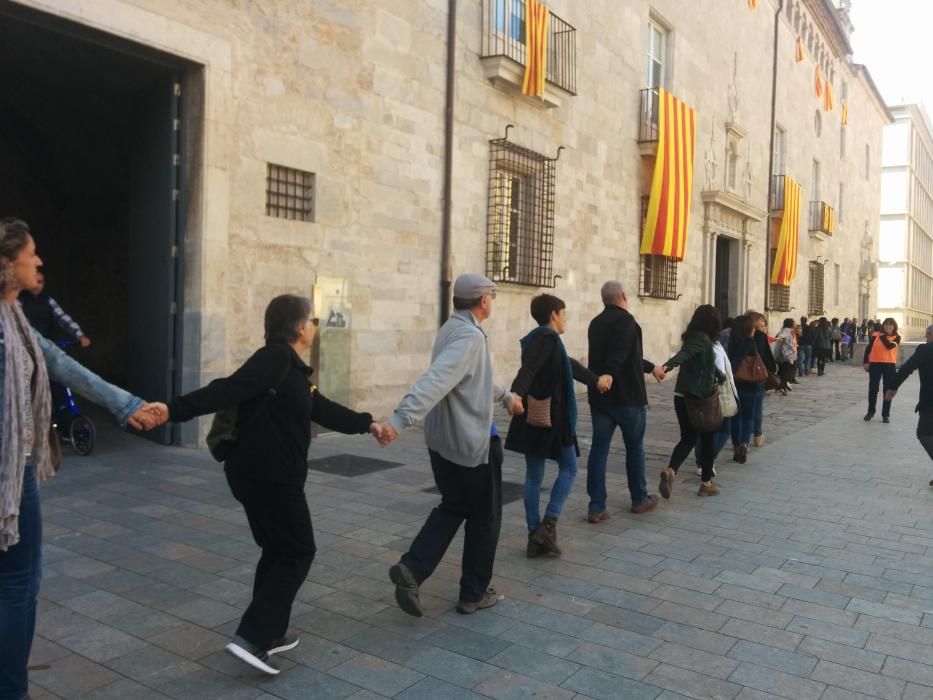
[864,412,874,421]
[226,636,280,675]
[389,562,423,617]
[457,587,499,615]
[267,635,300,655]
[882,416,890,424]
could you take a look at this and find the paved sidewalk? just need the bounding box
[28,361,933,699]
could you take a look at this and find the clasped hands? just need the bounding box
[127,402,170,431]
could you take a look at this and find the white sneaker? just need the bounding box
[267,635,300,656]
[226,638,280,675]
[696,467,717,478]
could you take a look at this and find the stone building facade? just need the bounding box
[3,0,890,444]
[879,104,933,340]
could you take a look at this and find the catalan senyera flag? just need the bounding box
[521,0,549,98]
[815,65,823,98]
[640,89,698,262]
[822,204,836,234]
[795,36,804,62]
[748,0,757,8]
[842,99,849,125]
[824,80,834,112]
[770,177,801,286]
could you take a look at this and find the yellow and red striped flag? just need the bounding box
[815,65,823,98]
[748,0,757,8]
[521,0,550,97]
[824,80,834,112]
[842,100,849,125]
[770,177,801,286]
[822,204,836,234]
[640,88,697,262]
[796,37,804,62]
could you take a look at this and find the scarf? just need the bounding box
[0,300,53,551]
[520,325,577,432]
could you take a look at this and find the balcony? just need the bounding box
[480,0,576,109]
[770,175,786,211]
[809,200,835,241]
[637,87,660,155]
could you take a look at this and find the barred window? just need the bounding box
[808,260,825,316]
[768,248,791,311]
[486,136,556,287]
[266,164,315,221]
[638,195,679,299]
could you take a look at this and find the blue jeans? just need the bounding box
[524,445,578,532]
[797,345,812,375]
[753,383,765,437]
[732,385,759,445]
[587,404,648,510]
[0,466,42,700]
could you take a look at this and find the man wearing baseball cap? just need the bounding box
[378,273,523,616]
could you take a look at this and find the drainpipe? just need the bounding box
[439,0,457,325]
[764,0,784,312]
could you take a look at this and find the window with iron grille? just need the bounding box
[768,250,791,311]
[637,196,679,300]
[486,137,556,287]
[808,260,825,316]
[266,164,315,221]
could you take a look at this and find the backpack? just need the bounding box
[206,362,290,462]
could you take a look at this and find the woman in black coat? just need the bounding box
[748,311,777,446]
[506,294,609,558]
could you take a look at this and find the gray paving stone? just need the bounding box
[567,641,659,680]
[652,621,737,656]
[718,620,803,652]
[728,662,826,700]
[717,600,794,629]
[716,584,787,611]
[497,620,583,658]
[881,656,933,687]
[105,644,201,684]
[157,668,264,699]
[648,641,741,680]
[560,667,661,700]
[779,599,859,627]
[811,660,906,700]
[488,645,582,685]
[784,617,869,648]
[725,640,818,677]
[395,676,486,700]
[776,583,850,609]
[29,653,122,698]
[797,637,885,673]
[57,624,150,663]
[583,603,667,636]
[578,622,660,656]
[473,669,575,700]
[328,653,425,696]
[422,625,513,661]
[642,663,742,700]
[260,665,361,699]
[147,623,228,660]
[847,598,923,625]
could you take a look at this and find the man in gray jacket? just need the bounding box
[378,273,522,616]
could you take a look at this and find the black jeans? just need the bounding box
[867,363,897,418]
[832,340,841,360]
[918,411,933,462]
[402,437,503,604]
[226,469,316,650]
[669,396,715,482]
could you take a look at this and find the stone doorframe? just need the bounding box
[701,191,766,316]
[12,0,233,445]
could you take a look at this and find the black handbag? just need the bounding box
[684,391,723,433]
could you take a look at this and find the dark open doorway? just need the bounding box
[714,236,738,321]
[0,6,194,443]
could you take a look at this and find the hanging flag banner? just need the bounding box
[796,37,804,62]
[748,0,758,8]
[822,203,836,234]
[842,100,849,125]
[521,0,550,97]
[824,80,834,112]
[770,177,801,286]
[815,65,823,98]
[640,88,698,262]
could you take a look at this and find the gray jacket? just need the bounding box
[388,310,513,467]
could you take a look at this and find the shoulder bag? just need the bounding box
[525,396,552,429]
[734,351,768,384]
[684,391,723,433]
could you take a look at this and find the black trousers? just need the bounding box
[226,469,316,650]
[832,339,841,360]
[669,396,715,482]
[867,363,897,418]
[402,437,503,604]
[918,411,933,462]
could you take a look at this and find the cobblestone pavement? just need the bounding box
[28,360,933,699]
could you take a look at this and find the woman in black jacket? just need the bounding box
[747,311,777,446]
[506,294,608,558]
[812,317,832,376]
[162,295,378,676]
[728,315,761,463]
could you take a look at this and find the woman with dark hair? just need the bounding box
[863,317,901,423]
[728,314,760,463]
[813,317,832,376]
[506,294,611,557]
[773,317,798,395]
[658,305,726,498]
[746,311,777,446]
[153,294,381,676]
[0,218,156,700]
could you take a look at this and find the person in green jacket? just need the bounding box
[658,305,726,498]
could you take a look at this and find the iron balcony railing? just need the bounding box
[481,0,577,95]
[770,174,786,211]
[809,200,835,235]
[638,87,660,143]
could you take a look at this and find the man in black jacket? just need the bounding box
[886,325,933,481]
[798,316,813,376]
[586,281,665,519]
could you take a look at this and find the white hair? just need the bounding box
[600,280,625,305]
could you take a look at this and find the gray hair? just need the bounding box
[927,324,933,336]
[600,280,625,305]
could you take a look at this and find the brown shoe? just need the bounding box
[389,562,422,617]
[587,510,610,523]
[631,496,658,514]
[733,444,748,464]
[659,468,675,499]
[526,534,546,558]
[456,587,499,614]
[698,481,721,497]
[532,515,562,556]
